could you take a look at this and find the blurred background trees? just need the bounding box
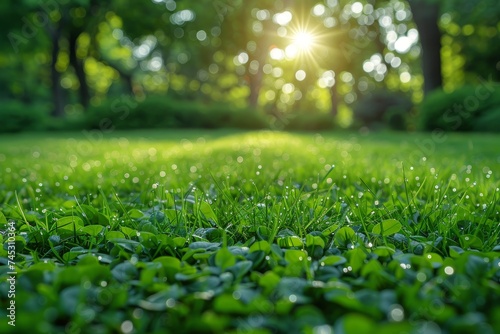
[1,0,499,132]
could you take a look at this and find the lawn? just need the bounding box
[0,129,499,334]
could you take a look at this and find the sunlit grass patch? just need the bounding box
[0,129,499,333]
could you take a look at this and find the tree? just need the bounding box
[443,0,500,82]
[1,0,110,116]
[408,0,443,94]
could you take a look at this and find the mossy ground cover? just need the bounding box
[0,129,499,334]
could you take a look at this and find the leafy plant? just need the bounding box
[418,83,500,132]
[0,129,499,333]
[0,99,48,133]
[352,90,413,130]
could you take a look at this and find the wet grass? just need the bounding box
[0,129,499,333]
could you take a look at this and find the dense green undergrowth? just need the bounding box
[0,130,499,334]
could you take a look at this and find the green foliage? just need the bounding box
[352,91,413,130]
[202,104,269,130]
[86,96,269,130]
[0,100,48,133]
[1,127,500,332]
[283,113,335,131]
[418,84,500,132]
[371,219,402,236]
[441,0,500,82]
[473,107,500,132]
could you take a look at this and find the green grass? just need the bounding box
[0,129,499,334]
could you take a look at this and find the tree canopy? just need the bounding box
[1,0,498,126]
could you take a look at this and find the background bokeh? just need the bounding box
[1,0,499,132]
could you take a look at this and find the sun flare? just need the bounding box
[292,30,315,52]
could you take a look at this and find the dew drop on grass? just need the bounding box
[232,291,241,300]
[166,298,176,308]
[389,304,405,322]
[416,272,427,282]
[133,308,143,319]
[444,266,454,275]
[120,320,134,334]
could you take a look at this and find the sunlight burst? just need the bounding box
[292,30,315,52]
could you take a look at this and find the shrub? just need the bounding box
[473,107,500,132]
[283,113,335,131]
[45,112,88,131]
[352,90,413,130]
[418,83,500,132]
[228,109,269,129]
[86,96,269,130]
[203,104,269,130]
[86,96,202,130]
[0,100,48,133]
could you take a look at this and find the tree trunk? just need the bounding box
[247,69,262,109]
[50,26,65,117]
[246,17,274,110]
[329,84,339,117]
[409,0,443,94]
[122,72,134,96]
[69,30,90,109]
